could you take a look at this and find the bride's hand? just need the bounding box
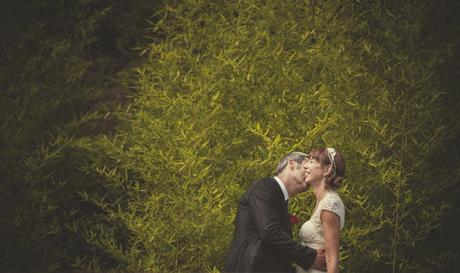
[312,249,327,271]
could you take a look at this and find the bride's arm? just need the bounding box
[321,210,340,273]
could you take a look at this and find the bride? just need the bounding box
[296,147,345,273]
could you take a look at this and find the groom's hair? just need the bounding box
[275,151,309,175]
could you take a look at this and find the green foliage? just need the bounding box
[1,0,459,272]
[68,0,459,272]
[0,0,160,271]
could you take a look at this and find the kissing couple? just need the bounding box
[224,148,345,273]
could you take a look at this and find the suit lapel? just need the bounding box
[285,199,292,237]
[271,177,293,237]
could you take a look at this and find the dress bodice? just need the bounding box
[296,191,345,273]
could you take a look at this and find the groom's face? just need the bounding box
[290,160,309,193]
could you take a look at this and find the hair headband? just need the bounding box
[326,147,337,177]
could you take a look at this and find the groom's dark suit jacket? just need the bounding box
[224,177,316,273]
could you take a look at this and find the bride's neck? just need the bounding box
[312,181,327,202]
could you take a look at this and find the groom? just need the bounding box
[224,152,325,273]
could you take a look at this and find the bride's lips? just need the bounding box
[304,171,311,181]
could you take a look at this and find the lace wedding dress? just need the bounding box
[296,190,345,273]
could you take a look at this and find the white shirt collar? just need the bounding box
[274,176,289,201]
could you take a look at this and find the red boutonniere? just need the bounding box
[289,214,299,225]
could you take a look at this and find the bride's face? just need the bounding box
[304,158,328,185]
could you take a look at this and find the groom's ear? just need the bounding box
[288,159,296,170]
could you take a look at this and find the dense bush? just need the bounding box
[0,0,160,271]
[1,0,459,272]
[67,0,459,272]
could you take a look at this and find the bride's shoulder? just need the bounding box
[324,190,343,202]
[321,191,346,229]
[322,191,345,210]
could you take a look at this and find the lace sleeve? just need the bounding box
[321,196,345,229]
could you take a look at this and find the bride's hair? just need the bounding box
[308,147,345,189]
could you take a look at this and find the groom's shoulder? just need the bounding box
[253,176,275,184]
[248,177,276,191]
